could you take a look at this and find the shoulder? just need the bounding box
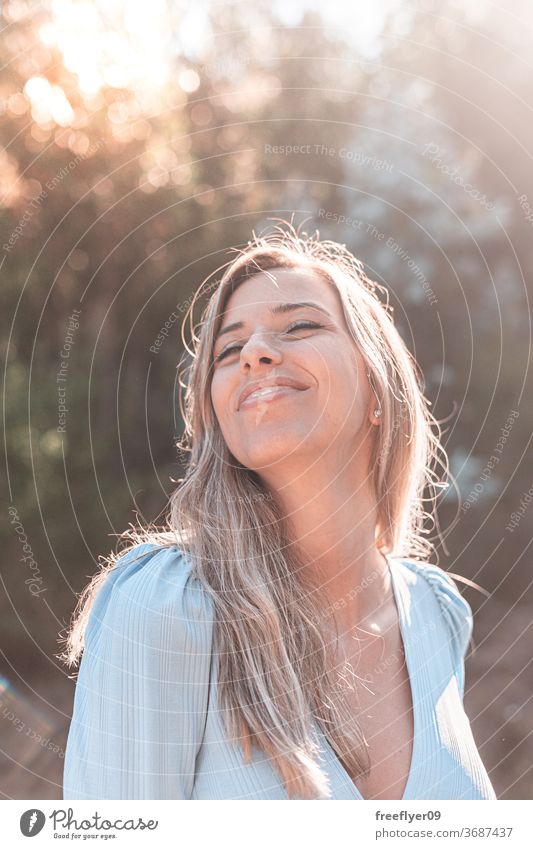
[84,542,214,658]
[65,543,214,799]
[397,558,473,662]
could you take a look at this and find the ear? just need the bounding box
[365,369,381,426]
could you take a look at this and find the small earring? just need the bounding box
[367,371,381,419]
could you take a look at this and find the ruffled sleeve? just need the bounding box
[62,543,214,799]
[417,563,474,700]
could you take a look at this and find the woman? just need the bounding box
[60,223,496,800]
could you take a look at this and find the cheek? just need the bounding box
[210,379,224,423]
[210,374,234,432]
[321,359,367,425]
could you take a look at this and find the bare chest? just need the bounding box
[329,625,415,800]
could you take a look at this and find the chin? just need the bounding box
[237,428,316,471]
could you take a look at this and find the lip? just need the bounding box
[237,377,310,410]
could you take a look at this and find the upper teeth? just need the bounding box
[246,386,288,401]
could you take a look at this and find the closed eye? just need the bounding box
[214,321,324,362]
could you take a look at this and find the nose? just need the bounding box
[239,330,283,371]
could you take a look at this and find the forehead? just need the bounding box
[220,267,342,318]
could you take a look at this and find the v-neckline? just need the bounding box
[316,555,419,801]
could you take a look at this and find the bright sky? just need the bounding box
[273,0,403,59]
[31,0,401,108]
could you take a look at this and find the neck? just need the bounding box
[260,456,390,629]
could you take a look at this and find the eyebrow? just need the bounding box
[214,301,332,343]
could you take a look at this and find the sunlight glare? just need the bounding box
[44,0,175,98]
[24,76,75,126]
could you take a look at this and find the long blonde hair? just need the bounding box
[59,221,449,799]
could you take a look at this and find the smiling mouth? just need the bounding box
[239,385,309,410]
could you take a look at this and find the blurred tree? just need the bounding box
[1,0,530,799]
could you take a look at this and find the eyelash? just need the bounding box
[214,321,324,362]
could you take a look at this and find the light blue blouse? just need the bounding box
[62,543,496,800]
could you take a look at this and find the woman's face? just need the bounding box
[210,267,376,477]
